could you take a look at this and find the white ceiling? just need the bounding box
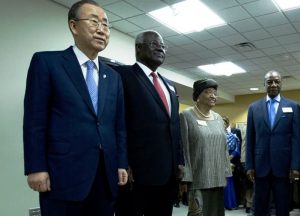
[52,0,300,104]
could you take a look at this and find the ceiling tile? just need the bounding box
[165,35,195,46]
[105,11,122,22]
[111,20,142,33]
[127,15,161,29]
[187,31,215,42]
[243,29,271,41]
[243,0,278,16]
[224,53,247,61]
[291,51,300,60]
[208,25,238,37]
[195,50,219,59]
[230,18,261,32]
[236,0,259,4]
[180,43,208,52]
[124,0,166,12]
[266,24,297,37]
[201,0,239,11]
[262,46,287,55]
[151,26,178,37]
[276,34,300,45]
[285,8,300,22]
[199,39,227,49]
[212,46,238,55]
[97,0,121,6]
[255,12,289,28]
[242,50,266,58]
[253,38,280,48]
[283,43,300,52]
[104,1,143,18]
[293,21,300,32]
[221,33,248,45]
[218,6,251,23]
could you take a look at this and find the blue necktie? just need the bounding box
[85,60,98,114]
[269,99,276,128]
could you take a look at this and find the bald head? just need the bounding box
[264,70,282,98]
[135,30,166,71]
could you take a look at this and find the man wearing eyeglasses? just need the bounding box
[23,1,128,216]
[112,30,184,216]
[246,70,300,216]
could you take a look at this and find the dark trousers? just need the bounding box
[115,178,175,216]
[254,173,290,216]
[40,152,114,216]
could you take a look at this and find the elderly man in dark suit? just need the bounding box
[113,30,184,216]
[23,1,127,215]
[246,70,300,216]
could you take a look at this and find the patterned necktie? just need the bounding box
[150,72,169,114]
[269,99,276,128]
[85,60,98,114]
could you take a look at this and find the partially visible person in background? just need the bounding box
[23,1,128,216]
[246,70,300,216]
[180,79,231,216]
[223,116,240,210]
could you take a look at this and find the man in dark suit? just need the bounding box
[23,1,127,215]
[113,30,184,216]
[246,70,300,216]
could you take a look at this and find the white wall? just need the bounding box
[0,0,136,215]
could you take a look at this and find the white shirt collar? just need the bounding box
[136,61,158,77]
[73,45,99,70]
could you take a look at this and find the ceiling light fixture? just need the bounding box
[197,62,246,76]
[272,0,300,11]
[250,87,259,91]
[148,0,226,34]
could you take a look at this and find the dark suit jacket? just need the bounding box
[112,63,183,185]
[246,96,300,177]
[23,47,127,201]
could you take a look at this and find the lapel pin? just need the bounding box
[103,74,107,79]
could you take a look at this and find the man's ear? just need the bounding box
[69,20,77,35]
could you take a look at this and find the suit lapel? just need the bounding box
[62,47,96,115]
[272,98,285,130]
[97,61,109,118]
[132,64,169,116]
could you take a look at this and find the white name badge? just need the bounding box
[282,107,293,113]
[197,120,207,126]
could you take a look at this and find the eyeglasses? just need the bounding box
[74,18,111,31]
[141,41,168,51]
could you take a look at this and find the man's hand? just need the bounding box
[177,165,184,180]
[27,172,51,192]
[118,169,128,186]
[289,170,300,182]
[246,169,255,183]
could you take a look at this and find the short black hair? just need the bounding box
[68,0,100,21]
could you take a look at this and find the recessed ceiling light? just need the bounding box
[197,62,246,76]
[148,0,226,34]
[250,88,259,91]
[272,0,300,11]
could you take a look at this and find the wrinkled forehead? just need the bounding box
[79,3,108,21]
[265,71,281,80]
